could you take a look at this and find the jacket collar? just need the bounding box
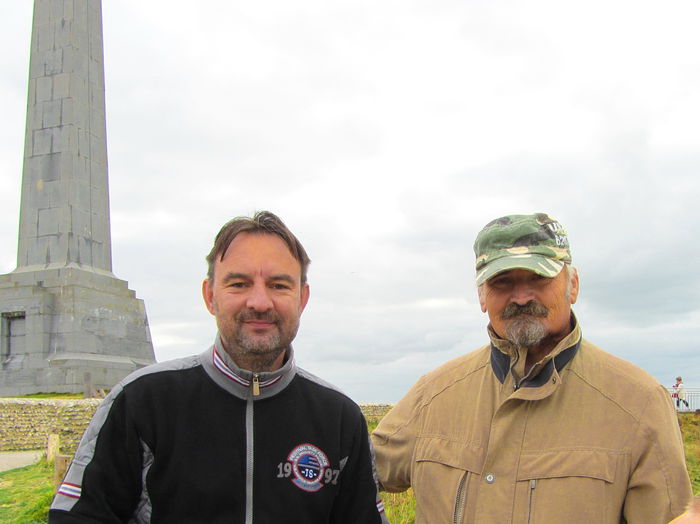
[489,313,582,388]
[199,333,297,400]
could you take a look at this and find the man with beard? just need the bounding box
[50,211,387,524]
[372,213,692,523]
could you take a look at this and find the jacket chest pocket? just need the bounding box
[413,436,484,523]
[516,449,618,524]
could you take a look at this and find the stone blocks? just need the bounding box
[0,267,155,396]
[0,398,102,453]
[18,0,111,273]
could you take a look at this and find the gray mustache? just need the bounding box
[501,302,548,319]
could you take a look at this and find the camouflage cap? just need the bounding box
[474,213,572,286]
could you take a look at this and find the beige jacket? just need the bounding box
[372,319,692,523]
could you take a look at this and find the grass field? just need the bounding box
[680,413,700,493]
[366,419,417,522]
[8,393,83,399]
[0,459,54,524]
[2,413,697,523]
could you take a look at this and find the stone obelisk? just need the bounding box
[0,0,155,395]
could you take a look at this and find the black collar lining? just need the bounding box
[490,340,580,386]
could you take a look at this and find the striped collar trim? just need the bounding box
[212,347,283,390]
[199,334,297,400]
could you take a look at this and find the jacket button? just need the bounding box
[485,473,495,484]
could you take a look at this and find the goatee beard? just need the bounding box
[501,302,548,348]
[234,310,283,354]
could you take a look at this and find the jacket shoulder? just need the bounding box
[424,345,490,380]
[295,367,365,415]
[570,340,670,418]
[120,354,203,388]
[406,345,491,406]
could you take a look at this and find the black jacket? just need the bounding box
[49,336,387,523]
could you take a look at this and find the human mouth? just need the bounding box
[239,312,279,331]
[244,320,275,330]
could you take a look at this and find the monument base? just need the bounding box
[0,266,155,396]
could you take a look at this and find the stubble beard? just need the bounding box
[221,310,299,371]
[501,302,548,348]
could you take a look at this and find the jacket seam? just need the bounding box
[636,393,679,513]
[566,367,649,423]
[377,359,489,443]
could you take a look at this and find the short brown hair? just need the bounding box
[205,211,311,284]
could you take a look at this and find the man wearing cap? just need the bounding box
[372,213,692,523]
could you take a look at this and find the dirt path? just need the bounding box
[0,450,43,473]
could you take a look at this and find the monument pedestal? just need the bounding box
[0,267,153,396]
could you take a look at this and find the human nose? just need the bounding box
[245,282,273,311]
[510,281,536,305]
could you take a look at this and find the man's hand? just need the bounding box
[670,497,700,524]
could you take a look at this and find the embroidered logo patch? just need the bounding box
[276,443,341,492]
[288,443,329,492]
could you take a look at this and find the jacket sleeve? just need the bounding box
[330,409,390,524]
[623,384,692,523]
[370,377,424,493]
[48,387,145,523]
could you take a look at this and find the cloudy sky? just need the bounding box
[1,1,699,402]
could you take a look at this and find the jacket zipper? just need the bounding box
[513,361,537,391]
[245,391,255,524]
[245,374,261,522]
[510,351,522,390]
[527,479,537,524]
[252,373,260,396]
[453,471,469,524]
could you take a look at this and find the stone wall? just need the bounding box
[0,398,101,453]
[0,399,393,454]
[360,403,393,424]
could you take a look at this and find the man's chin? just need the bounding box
[238,340,280,354]
[236,331,289,352]
[504,320,547,347]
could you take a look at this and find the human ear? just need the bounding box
[478,285,487,313]
[568,268,580,305]
[299,284,310,313]
[202,279,216,315]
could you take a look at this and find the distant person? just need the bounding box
[49,211,387,523]
[674,376,690,409]
[372,213,692,523]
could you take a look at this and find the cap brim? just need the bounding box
[475,255,565,286]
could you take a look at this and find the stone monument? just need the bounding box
[0,0,155,396]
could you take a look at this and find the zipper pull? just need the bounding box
[252,374,260,396]
[527,479,537,524]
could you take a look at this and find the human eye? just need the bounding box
[228,280,248,289]
[531,274,550,285]
[270,282,292,291]
[489,276,510,289]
